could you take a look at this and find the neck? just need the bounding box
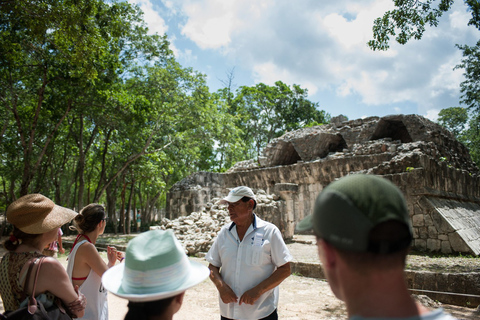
[235,213,254,229]
[82,231,99,244]
[17,240,44,254]
[342,270,428,318]
[235,214,254,241]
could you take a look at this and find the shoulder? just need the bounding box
[75,241,99,259]
[255,216,279,232]
[39,257,68,276]
[76,241,97,253]
[219,223,233,234]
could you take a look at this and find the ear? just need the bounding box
[171,292,185,314]
[317,239,337,270]
[175,292,185,305]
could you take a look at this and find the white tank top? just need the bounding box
[66,240,108,320]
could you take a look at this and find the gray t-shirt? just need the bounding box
[350,308,457,320]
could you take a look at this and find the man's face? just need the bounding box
[227,199,252,226]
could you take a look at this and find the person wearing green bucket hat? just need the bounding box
[296,174,456,320]
[102,229,209,320]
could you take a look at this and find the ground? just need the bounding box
[0,235,479,319]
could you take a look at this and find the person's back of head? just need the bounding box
[102,229,209,320]
[71,203,105,234]
[124,296,176,320]
[297,174,412,268]
[296,174,426,318]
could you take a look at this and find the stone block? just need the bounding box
[438,234,448,241]
[428,226,438,238]
[414,239,427,251]
[419,227,428,239]
[412,214,425,227]
[414,204,423,215]
[412,227,419,239]
[424,214,434,226]
[427,239,441,252]
[449,232,471,253]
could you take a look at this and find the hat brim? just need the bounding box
[219,195,243,205]
[102,260,210,302]
[296,214,314,232]
[19,205,78,234]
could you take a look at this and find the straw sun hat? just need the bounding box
[102,229,209,302]
[6,194,78,234]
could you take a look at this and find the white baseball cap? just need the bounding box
[219,186,256,204]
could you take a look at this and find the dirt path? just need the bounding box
[110,257,480,320]
[0,242,478,319]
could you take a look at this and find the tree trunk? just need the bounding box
[126,180,134,234]
[106,180,117,235]
[119,176,126,234]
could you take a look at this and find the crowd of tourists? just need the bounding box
[0,176,458,319]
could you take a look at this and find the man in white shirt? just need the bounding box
[206,186,292,320]
[296,174,456,320]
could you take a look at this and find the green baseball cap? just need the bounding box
[296,174,412,253]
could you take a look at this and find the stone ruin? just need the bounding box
[151,191,281,255]
[165,114,480,255]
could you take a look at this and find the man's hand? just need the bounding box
[239,287,262,305]
[219,285,238,304]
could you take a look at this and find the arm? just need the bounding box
[208,264,238,304]
[75,242,114,278]
[27,258,85,318]
[57,234,65,254]
[239,262,291,305]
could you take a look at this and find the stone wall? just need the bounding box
[166,114,480,255]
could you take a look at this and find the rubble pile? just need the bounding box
[151,190,281,255]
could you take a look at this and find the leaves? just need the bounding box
[368,0,455,51]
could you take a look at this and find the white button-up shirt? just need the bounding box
[206,214,293,320]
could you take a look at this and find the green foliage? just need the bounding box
[368,0,456,51]
[228,81,330,158]
[0,0,331,232]
[437,107,480,166]
[368,2,480,169]
[438,107,468,135]
[456,41,480,114]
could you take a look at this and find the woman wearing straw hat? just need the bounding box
[102,229,210,320]
[0,194,86,317]
[67,203,123,320]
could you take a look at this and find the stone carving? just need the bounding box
[165,114,480,255]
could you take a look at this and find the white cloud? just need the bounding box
[252,62,318,95]
[129,0,168,35]
[179,0,238,49]
[425,109,440,122]
[129,0,480,119]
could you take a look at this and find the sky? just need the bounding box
[127,0,480,122]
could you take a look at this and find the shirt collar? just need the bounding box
[229,213,257,231]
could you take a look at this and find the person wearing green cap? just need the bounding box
[297,174,456,320]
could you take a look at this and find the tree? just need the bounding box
[369,1,480,167]
[0,0,156,197]
[368,0,480,51]
[230,81,330,158]
[438,107,468,135]
[438,107,480,165]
